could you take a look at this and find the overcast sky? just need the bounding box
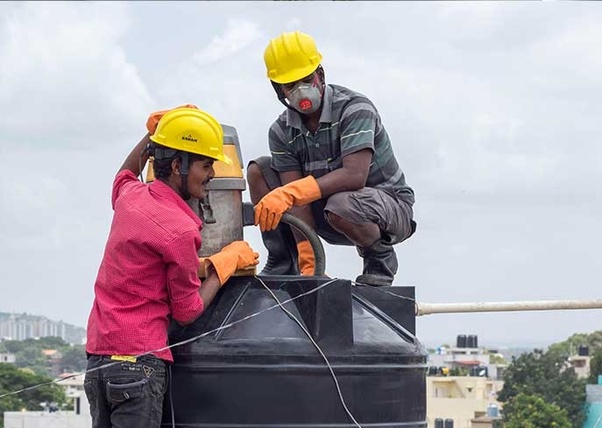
[1,1,601,348]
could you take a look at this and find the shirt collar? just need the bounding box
[285,84,334,130]
[150,179,202,229]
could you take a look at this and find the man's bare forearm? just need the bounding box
[118,133,152,176]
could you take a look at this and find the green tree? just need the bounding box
[34,337,68,349]
[504,392,571,428]
[489,353,507,365]
[587,331,602,349]
[548,330,602,359]
[14,347,48,377]
[1,340,27,354]
[0,363,67,428]
[1,338,87,378]
[449,366,469,376]
[498,349,586,427]
[59,345,87,373]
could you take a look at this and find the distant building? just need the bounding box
[42,349,64,377]
[0,352,16,363]
[427,374,504,428]
[567,345,591,379]
[568,354,591,379]
[428,334,507,381]
[427,335,505,428]
[0,312,85,344]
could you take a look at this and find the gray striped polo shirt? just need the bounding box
[268,84,415,204]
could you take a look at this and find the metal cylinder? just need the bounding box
[197,178,246,256]
[186,124,246,257]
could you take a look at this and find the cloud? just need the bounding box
[193,19,263,66]
[0,2,152,148]
[1,1,601,346]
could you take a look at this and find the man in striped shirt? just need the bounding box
[247,31,416,286]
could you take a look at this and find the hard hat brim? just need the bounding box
[213,153,233,165]
[269,64,320,84]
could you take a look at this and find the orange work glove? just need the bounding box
[204,241,260,286]
[297,240,315,276]
[254,176,322,232]
[146,104,198,134]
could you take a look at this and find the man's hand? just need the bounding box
[204,241,259,286]
[146,104,198,134]
[254,176,322,232]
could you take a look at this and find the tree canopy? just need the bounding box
[0,363,67,428]
[498,348,586,427]
[0,337,86,377]
[503,392,571,428]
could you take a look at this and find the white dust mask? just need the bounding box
[286,77,323,114]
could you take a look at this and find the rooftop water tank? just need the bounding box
[467,334,478,349]
[163,276,427,427]
[487,403,499,418]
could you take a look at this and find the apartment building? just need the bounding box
[427,335,505,428]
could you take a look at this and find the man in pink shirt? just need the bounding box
[84,107,259,428]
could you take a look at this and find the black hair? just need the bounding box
[152,154,180,179]
[151,146,212,180]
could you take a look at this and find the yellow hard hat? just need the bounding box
[150,107,232,165]
[264,31,323,84]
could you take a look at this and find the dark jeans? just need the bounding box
[84,355,167,428]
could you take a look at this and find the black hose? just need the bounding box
[241,202,327,276]
[281,212,326,276]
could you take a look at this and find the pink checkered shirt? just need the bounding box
[86,170,204,362]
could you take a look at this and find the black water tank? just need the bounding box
[163,276,427,427]
[444,418,454,428]
[434,418,444,428]
[457,334,467,348]
[467,334,478,348]
[579,345,590,356]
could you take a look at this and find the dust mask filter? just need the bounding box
[287,80,323,114]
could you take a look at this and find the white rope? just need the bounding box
[0,277,338,400]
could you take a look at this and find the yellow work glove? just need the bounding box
[204,241,260,286]
[146,104,199,134]
[254,176,322,232]
[297,240,315,276]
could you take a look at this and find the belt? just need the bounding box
[87,353,164,364]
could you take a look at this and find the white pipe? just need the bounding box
[416,299,602,316]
